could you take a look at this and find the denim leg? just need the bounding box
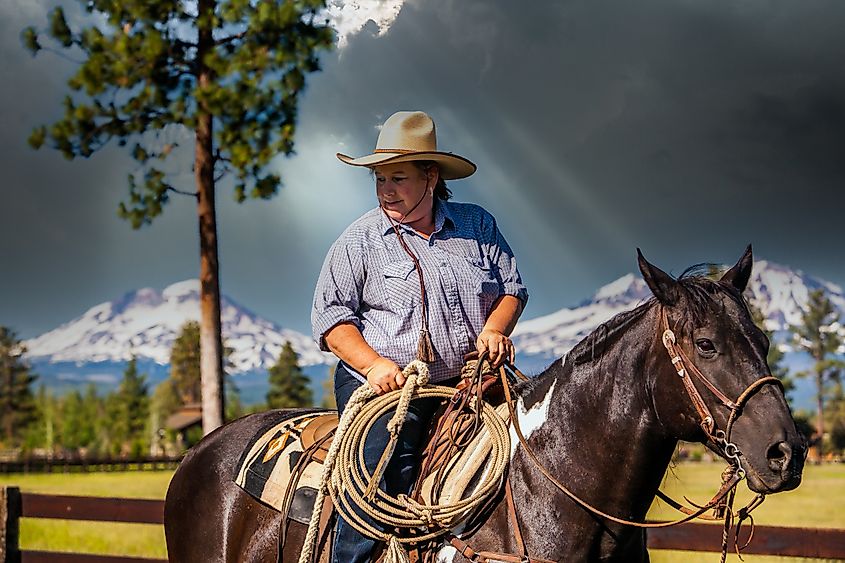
[330,362,443,563]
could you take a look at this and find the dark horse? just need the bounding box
[165,247,805,562]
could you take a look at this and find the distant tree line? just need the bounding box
[0,321,335,457]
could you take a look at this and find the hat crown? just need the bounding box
[375,111,437,153]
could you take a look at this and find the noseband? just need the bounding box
[658,306,784,473]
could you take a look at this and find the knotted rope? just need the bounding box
[297,360,510,563]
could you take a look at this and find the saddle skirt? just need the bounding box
[232,403,510,529]
[233,410,337,523]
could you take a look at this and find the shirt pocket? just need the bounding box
[383,260,421,310]
[466,256,501,312]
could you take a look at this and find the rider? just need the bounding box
[311,110,528,562]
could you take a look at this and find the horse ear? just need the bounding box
[637,248,679,306]
[720,244,754,292]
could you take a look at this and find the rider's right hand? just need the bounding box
[364,357,404,394]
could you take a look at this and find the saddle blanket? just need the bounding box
[233,410,337,523]
[233,403,510,528]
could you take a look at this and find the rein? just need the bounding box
[501,305,785,559]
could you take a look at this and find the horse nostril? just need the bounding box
[766,441,792,472]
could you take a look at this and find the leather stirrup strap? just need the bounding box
[505,479,529,558]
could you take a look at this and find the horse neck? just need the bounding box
[514,304,678,520]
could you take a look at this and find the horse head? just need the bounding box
[638,245,805,494]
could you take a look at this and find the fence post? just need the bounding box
[1,486,22,563]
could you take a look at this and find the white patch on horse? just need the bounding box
[510,380,556,459]
[435,545,457,562]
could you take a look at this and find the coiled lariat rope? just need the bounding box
[297,360,511,563]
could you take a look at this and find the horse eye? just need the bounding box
[695,338,717,355]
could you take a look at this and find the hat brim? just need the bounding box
[336,151,476,180]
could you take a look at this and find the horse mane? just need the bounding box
[549,263,750,369]
[567,303,654,366]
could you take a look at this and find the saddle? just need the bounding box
[233,358,516,562]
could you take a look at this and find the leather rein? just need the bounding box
[498,304,784,548]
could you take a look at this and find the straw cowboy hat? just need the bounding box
[336,111,477,180]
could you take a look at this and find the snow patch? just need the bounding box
[595,273,637,300]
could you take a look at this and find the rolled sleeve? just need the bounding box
[488,217,529,307]
[311,236,365,351]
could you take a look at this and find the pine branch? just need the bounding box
[167,186,199,198]
[214,30,249,46]
[39,45,86,65]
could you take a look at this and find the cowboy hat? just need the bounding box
[336,111,476,180]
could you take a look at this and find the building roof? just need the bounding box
[166,404,203,431]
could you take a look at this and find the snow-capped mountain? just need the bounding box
[512,273,652,357]
[25,280,333,372]
[21,261,844,408]
[512,260,845,361]
[748,260,845,333]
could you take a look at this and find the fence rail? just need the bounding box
[0,456,182,475]
[3,486,845,561]
[2,488,166,563]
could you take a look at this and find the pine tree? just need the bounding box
[24,1,334,434]
[791,289,844,453]
[0,327,38,446]
[23,385,54,453]
[321,363,337,410]
[82,384,108,455]
[267,341,312,409]
[225,374,244,421]
[60,389,97,450]
[170,321,202,405]
[115,357,150,452]
[152,379,182,421]
[150,378,182,453]
[747,299,794,399]
[102,390,125,456]
[827,378,845,454]
[167,320,234,414]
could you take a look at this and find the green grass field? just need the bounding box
[1,463,843,561]
[0,471,172,559]
[647,462,845,563]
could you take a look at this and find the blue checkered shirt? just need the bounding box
[312,199,529,383]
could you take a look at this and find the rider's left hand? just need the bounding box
[476,328,514,368]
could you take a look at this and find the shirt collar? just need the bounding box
[379,199,455,237]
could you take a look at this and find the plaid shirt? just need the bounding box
[312,199,528,382]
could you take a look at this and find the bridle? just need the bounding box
[658,305,784,470]
[499,304,787,560]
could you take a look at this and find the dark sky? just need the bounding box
[2,0,844,339]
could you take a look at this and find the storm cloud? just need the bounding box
[2,0,844,337]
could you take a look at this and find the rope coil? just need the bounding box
[298,360,510,563]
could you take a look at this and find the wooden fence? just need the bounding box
[0,456,183,475]
[2,486,845,561]
[1,487,166,563]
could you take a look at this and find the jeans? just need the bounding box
[331,361,449,563]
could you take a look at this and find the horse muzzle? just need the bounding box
[741,437,806,494]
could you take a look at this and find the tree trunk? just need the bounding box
[196,0,225,435]
[1,357,12,443]
[816,369,825,454]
